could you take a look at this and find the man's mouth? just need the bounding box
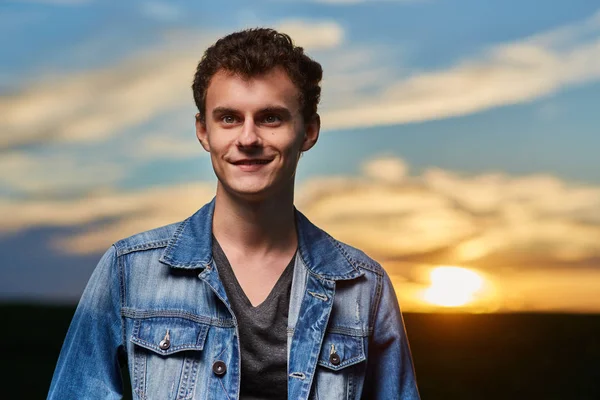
[232,159,272,165]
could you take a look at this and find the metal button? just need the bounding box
[329,343,341,366]
[159,329,171,350]
[330,353,341,366]
[213,360,227,376]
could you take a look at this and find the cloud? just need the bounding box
[361,156,408,183]
[422,169,600,262]
[319,10,600,130]
[0,49,201,150]
[0,134,203,197]
[0,102,206,197]
[1,183,216,254]
[275,19,344,49]
[134,135,204,160]
[299,178,478,257]
[309,160,600,266]
[0,151,125,195]
[298,161,600,264]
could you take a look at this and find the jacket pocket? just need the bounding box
[317,330,366,370]
[130,316,210,400]
[131,316,209,355]
[312,330,367,400]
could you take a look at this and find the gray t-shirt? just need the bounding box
[212,237,295,400]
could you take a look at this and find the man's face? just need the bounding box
[196,67,319,201]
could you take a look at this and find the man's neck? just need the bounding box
[212,184,298,257]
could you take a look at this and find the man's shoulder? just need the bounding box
[112,220,183,257]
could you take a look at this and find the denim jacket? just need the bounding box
[48,199,420,399]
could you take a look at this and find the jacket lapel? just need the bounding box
[287,270,335,400]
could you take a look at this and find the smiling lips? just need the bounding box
[232,159,272,165]
[231,158,273,171]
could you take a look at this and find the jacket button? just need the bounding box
[159,329,171,350]
[330,353,341,366]
[159,339,170,350]
[213,360,227,376]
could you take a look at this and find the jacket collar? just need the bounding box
[159,198,363,281]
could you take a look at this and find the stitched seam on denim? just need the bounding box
[298,250,356,286]
[132,338,206,354]
[355,261,384,276]
[129,320,209,353]
[132,348,139,398]
[161,218,189,263]
[214,345,227,363]
[134,351,147,400]
[167,261,205,268]
[327,326,370,337]
[177,357,192,400]
[117,247,127,349]
[330,237,358,268]
[132,320,147,400]
[368,274,384,333]
[217,378,232,400]
[348,366,355,400]
[186,355,200,400]
[297,239,359,281]
[121,308,235,327]
[317,354,366,371]
[117,240,170,256]
[178,358,190,399]
[332,239,383,277]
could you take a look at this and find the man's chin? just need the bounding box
[221,183,272,202]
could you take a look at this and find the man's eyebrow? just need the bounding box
[258,106,292,117]
[212,107,238,117]
[211,106,292,118]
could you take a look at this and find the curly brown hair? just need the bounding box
[192,28,323,123]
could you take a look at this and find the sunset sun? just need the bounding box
[423,266,485,307]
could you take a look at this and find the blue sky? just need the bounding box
[1,0,600,312]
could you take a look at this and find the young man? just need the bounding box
[48,28,420,399]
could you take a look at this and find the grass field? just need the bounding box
[4,305,599,399]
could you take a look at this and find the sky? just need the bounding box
[1,0,600,313]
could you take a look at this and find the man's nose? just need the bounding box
[236,120,261,147]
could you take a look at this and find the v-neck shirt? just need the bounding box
[212,237,295,400]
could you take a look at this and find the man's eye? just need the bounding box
[263,115,281,124]
[221,115,237,124]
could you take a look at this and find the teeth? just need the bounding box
[238,160,269,165]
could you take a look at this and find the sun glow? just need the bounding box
[423,266,485,307]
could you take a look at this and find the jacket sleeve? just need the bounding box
[362,270,420,399]
[47,245,125,400]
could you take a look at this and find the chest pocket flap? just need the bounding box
[131,316,209,356]
[317,330,366,371]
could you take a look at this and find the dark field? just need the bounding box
[3,305,599,399]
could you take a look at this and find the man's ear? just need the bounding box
[301,113,320,152]
[195,113,211,152]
